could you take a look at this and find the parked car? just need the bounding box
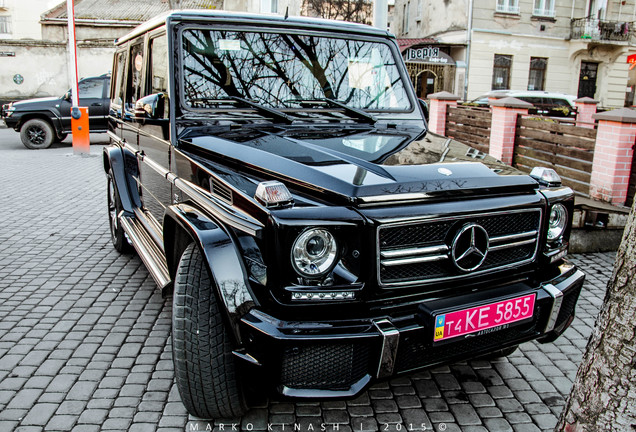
[1,74,110,149]
[103,10,584,419]
[468,90,577,117]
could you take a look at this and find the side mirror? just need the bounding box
[419,99,429,122]
[133,93,167,122]
[63,91,71,102]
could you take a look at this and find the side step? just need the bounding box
[119,215,172,291]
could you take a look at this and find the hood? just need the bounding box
[178,124,538,206]
[12,97,61,110]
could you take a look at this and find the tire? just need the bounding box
[107,170,132,253]
[20,119,55,149]
[172,243,248,419]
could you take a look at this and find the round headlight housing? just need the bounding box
[547,203,568,242]
[291,229,338,278]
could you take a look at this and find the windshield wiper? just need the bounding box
[295,98,377,124]
[192,96,296,124]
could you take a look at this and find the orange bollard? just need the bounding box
[71,106,90,154]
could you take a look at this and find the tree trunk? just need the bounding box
[556,203,636,431]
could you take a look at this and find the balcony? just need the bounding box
[571,17,633,43]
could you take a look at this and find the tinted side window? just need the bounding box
[125,41,144,109]
[112,51,126,106]
[79,79,104,99]
[149,34,168,95]
[519,97,542,106]
[551,98,570,108]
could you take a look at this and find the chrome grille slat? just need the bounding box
[377,209,542,287]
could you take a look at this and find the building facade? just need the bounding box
[394,0,636,108]
[0,0,302,101]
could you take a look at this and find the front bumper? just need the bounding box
[237,263,585,399]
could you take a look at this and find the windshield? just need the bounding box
[181,28,411,112]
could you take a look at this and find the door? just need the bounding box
[59,77,110,132]
[416,71,436,99]
[578,62,598,99]
[137,32,172,229]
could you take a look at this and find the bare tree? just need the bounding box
[556,203,636,430]
[302,0,373,24]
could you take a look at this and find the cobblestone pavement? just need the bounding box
[0,128,616,432]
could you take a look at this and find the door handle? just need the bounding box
[91,103,103,107]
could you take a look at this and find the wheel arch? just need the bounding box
[17,112,63,136]
[103,145,140,213]
[164,203,257,345]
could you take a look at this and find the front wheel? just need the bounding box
[172,243,248,419]
[20,119,54,149]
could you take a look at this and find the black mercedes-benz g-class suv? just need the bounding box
[1,74,110,149]
[103,10,585,419]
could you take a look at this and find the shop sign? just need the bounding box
[405,46,455,65]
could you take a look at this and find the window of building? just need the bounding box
[403,2,410,34]
[492,54,512,90]
[528,57,547,91]
[533,0,555,17]
[496,0,519,14]
[0,16,11,34]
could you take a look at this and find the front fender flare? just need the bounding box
[164,204,257,345]
[102,144,141,213]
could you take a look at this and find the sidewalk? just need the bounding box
[0,131,615,432]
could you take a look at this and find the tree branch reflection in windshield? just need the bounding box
[181,29,409,112]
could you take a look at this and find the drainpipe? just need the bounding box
[464,0,474,102]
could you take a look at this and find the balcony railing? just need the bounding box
[533,7,556,18]
[496,4,520,14]
[571,17,633,42]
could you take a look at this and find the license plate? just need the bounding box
[433,293,536,342]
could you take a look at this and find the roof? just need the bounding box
[117,10,391,44]
[42,0,221,24]
[397,37,438,53]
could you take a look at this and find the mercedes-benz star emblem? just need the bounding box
[451,224,489,272]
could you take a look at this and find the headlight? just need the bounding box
[547,204,568,242]
[291,228,338,278]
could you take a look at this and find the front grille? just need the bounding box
[280,342,371,390]
[378,209,542,286]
